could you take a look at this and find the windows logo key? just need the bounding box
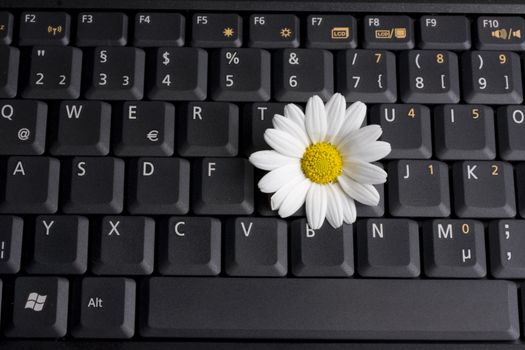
[24,292,48,312]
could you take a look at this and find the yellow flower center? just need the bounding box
[301,142,343,185]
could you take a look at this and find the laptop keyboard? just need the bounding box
[0,8,525,343]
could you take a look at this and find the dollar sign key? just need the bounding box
[162,51,170,66]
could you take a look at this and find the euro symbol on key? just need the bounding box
[147,130,159,142]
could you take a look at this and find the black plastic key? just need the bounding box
[0,215,23,274]
[0,46,19,98]
[0,12,13,45]
[497,105,525,160]
[243,103,287,155]
[477,17,525,50]
[134,13,185,47]
[363,15,414,50]
[489,220,525,278]
[19,12,70,46]
[306,14,357,49]
[419,16,471,50]
[77,12,128,46]
[192,13,242,48]
[248,14,299,48]
[517,163,525,218]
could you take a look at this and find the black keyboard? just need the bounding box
[1,0,525,349]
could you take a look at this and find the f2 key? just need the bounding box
[19,12,70,46]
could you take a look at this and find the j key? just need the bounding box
[306,14,357,49]
[462,51,523,104]
[337,49,396,103]
[363,15,414,50]
[419,16,471,50]
[249,14,299,48]
[0,46,19,98]
[291,219,353,277]
[211,48,271,101]
[50,101,111,156]
[489,220,525,278]
[517,164,525,218]
[114,102,175,157]
[497,106,525,160]
[453,161,516,218]
[477,17,525,50]
[86,47,145,100]
[62,157,125,214]
[178,102,239,157]
[0,100,47,155]
[357,219,420,278]
[0,215,23,274]
[192,13,242,48]
[6,277,69,338]
[370,104,432,159]
[148,47,207,101]
[19,12,70,46]
[225,217,287,277]
[0,157,60,214]
[434,105,496,160]
[192,158,254,215]
[127,158,190,215]
[135,13,185,47]
[92,216,155,275]
[273,49,333,102]
[388,160,450,217]
[23,46,83,99]
[26,215,89,274]
[243,103,287,155]
[0,12,13,45]
[423,220,486,278]
[158,217,221,275]
[77,12,128,46]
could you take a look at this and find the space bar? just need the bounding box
[140,278,520,341]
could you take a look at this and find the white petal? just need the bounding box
[264,128,306,158]
[305,184,328,229]
[258,163,302,193]
[333,101,367,145]
[272,114,310,147]
[337,124,382,150]
[338,175,380,206]
[343,161,387,184]
[270,175,305,211]
[343,141,391,162]
[305,95,328,143]
[325,184,344,228]
[278,178,311,218]
[325,93,347,143]
[341,192,357,224]
[249,150,297,171]
[284,103,305,125]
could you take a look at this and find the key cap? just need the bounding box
[0,46,19,98]
[192,158,254,215]
[497,105,525,160]
[517,163,525,218]
[77,12,128,46]
[243,103,287,156]
[249,14,299,48]
[357,219,420,278]
[92,216,155,275]
[178,102,239,157]
[291,219,353,277]
[452,161,516,218]
[434,105,496,160]
[148,47,207,101]
[127,158,190,215]
[19,12,70,46]
[423,220,486,278]
[274,49,333,102]
[337,49,396,103]
[462,51,523,104]
[140,277,520,340]
[134,13,185,47]
[0,12,13,45]
[192,13,242,48]
[306,14,357,49]
[0,157,60,214]
[477,16,525,50]
[489,220,525,278]
[72,277,135,339]
[6,277,69,338]
[114,102,175,157]
[50,101,111,156]
[355,180,385,217]
[419,16,471,50]
[211,48,271,101]
[62,157,125,214]
[363,15,414,50]
[0,100,47,155]
[0,215,23,274]
[158,217,221,275]
[225,217,287,276]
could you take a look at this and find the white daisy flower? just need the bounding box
[249,93,391,229]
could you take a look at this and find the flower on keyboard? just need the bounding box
[249,94,391,229]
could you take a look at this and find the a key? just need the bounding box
[291,219,354,277]
[19,12,70,46]
[158,217,221,276]
[462,51,523,104]
[50,101,111,156]
[497,105,525,160]
[127,158,190,215]
[148,47,207,101]
[243,103,287,156]
[0,100,47,155]
[6,277,69,338]
[0,215,23,274]
[273,49,333,102]
[0,12,13,45]
[114,101,175,156]
[249,14,299,48]
[72,277,136,339]
[77,12,128,46]
[62,157,125,214]
[225,217,287,276]
[0,46,19,98]
[92,216,155,275]
[134,13,185,47]
[210,48,271,101]
[0,157,60,214]
[419,16,471,50]
[306,14,357,49]
[489,220,525,278]
[388,160,451,217]
[517,163,525,218]
[434,105,496,160]
[357,219,420,278]
[85,47,145,100]
[423,220,487,278]
[452,161,516,218]
[337,49,396,103]
[192,158,254,215]
[477,16,525,50]
[177,102,239,157]
[363,15,414,50]
[370,104,432,159]
[192,13,242,47]
[26,215,88,274]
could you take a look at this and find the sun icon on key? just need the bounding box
[223,27,235,38]
[280,27,292,38]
